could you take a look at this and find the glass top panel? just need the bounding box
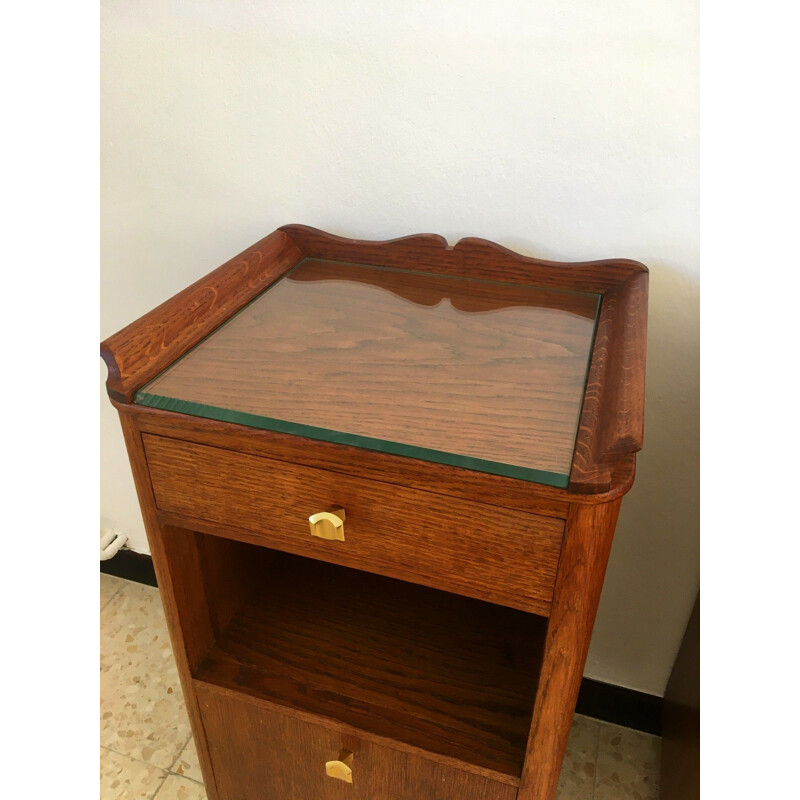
[135,259,601,487]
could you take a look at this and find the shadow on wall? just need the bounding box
[587,262,699,696]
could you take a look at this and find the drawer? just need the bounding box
[143,433,564,614]
[195,681,519,800]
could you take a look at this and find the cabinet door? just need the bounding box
[196,683,517,800]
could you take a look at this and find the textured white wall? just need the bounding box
[101,0,698,696]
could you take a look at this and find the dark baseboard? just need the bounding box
[575,678,662,736]
[101,549,663,735]
[101,549,158,587]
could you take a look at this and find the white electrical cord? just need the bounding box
[100,531,128,561]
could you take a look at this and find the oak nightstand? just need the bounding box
[101,225,647,800]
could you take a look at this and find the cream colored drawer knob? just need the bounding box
[325,750,354,783]
[309,508,346,541]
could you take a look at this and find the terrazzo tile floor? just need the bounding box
[101,572,661,799]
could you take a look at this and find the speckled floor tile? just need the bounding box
[101,573,126,609]
[101,581,192,769]
[155,775,207,800]
[595,723,661,800]
[557,713,600,799]
[100,746,168,799]
[171,737,203,783]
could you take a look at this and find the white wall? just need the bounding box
[101,0,698,696]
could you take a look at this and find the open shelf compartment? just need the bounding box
[177,528,547,783]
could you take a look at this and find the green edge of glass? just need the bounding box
[134,391,571,488]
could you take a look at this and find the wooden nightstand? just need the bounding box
[101,225,647,800]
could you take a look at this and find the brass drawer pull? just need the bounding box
[325,750,353,783]
[309,508,346,541]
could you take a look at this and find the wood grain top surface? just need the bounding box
[137,258,600,481]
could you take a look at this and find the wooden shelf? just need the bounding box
[193,549,546,782]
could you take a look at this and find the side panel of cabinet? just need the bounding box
[661,593,699,800]
[195,683,518,800]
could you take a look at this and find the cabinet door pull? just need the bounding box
[325,750,354,783]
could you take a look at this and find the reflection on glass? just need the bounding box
[136,259,600,487]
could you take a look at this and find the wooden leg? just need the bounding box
[118,410,222,800]
[518,500,621,800]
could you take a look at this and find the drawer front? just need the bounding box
[144,434,564,614]
[195,682,518,800]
